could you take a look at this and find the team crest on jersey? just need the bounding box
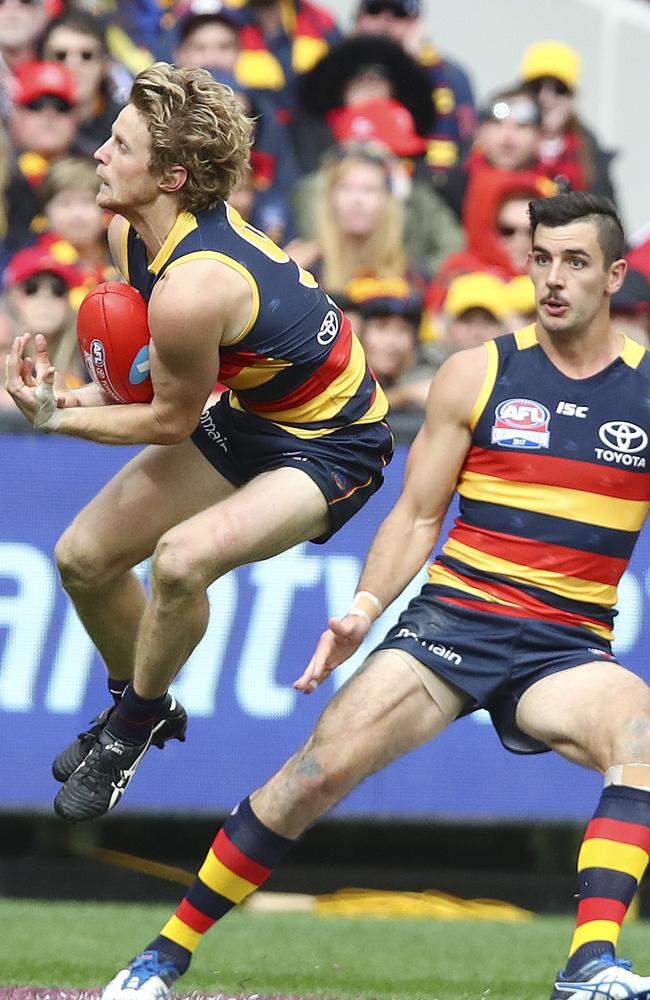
[491,398,551,449]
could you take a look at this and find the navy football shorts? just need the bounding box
[373,584,620,754]
[191,392,394,543]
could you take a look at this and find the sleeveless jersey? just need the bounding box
[428,326,650,640]
[121,202,387,438]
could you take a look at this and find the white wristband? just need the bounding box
[347,607,372,627]
[349,590,383,627]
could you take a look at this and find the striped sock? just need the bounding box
[564,784,650,975]
[146,796,293,974]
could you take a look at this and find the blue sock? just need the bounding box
[105,683,169,744]
[107,677,129,704]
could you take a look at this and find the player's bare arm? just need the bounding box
[294,345,490,693]
[6,259,250,443]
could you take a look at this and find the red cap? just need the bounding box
[328,98,428,157]
[11,60,77,107]
[4,244,83,290]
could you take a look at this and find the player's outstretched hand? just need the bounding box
[293,613,370,694]
[5,334,64,431]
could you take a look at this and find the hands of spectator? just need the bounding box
[5,334,66,432]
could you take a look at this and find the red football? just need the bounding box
[77,281,153,403]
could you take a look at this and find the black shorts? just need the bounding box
[191,393,394,543]
[373,585,620,754]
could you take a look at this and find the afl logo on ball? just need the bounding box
[84,338,121,402]
[491,398,551,449]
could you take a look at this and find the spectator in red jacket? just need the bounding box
[426,170,556,312]
[443,84,544,218]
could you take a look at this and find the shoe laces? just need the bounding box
[130,952,179,982]
[76,736,135,790]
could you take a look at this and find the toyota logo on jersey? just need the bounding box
[491,398,551,449]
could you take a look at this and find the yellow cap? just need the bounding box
[444,273,509,320]
[506,275,536,316]
[520,40,582,91]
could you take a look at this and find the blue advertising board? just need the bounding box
[1,435,649,820]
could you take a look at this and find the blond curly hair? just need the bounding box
[130,62,253,212]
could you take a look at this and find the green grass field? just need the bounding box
[2,899,650,999]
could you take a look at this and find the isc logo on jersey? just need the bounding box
[491,398,551,449]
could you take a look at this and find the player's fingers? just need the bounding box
[34,333,53,377]
[4,336,26,389]
[21,358,36,387]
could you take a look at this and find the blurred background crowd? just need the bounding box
[0,0,648,441]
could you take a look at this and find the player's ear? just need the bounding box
[607,257,627,296]
[159,165,187,196]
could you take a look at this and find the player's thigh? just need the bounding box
[256,650,468,833]
[516,660,650,771]
[57,439,237,577]
[310,649,468,777]
[155,465,330,580]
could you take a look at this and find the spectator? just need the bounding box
[443,85,543,218]
[520,39,617,202]
[441,271,509,350]
[40,10,125,158]
[426,171,556,312]
[351,275,430,443]
[174,0,243,73]
[505,272,537,328]
[610,268,650,346]
[293,33,434,174]
[231,0,342,117]
[0,0,49,71]
[3,243,86,388]
[628,225,650,282]
[286,145,410,298]
[292,134,463,279]
[37,156,119,290]
[351,0,478,182]
[5,60,81,257]
[0,305,30,432]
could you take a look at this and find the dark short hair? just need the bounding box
[529,191,625,268]
[40,10,109,57]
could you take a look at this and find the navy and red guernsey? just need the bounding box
[429,325,650,640]
[122,202,387,438]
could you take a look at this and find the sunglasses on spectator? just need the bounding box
[24,96,74,113]
[527,77,572,97]
[51,47,101,63]
[361,1,411,18]
[498,224,531,239]
[0,0,42,6]
[20,275,68,297]
[481,99,541,127]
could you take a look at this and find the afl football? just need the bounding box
[77,281,153,403]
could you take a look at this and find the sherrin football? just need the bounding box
[77,281,153,403]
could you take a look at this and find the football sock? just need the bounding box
[105,683,169,744]
[147,796,294,974]
[107,677,129,704]
[564,784,650,975]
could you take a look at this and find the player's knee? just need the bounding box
[594,690,650,770]
[55,527,112,594]
[151,532,207,599]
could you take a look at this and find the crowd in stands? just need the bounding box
[0,0,648,441]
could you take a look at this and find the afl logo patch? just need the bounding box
[491,398,551,450]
